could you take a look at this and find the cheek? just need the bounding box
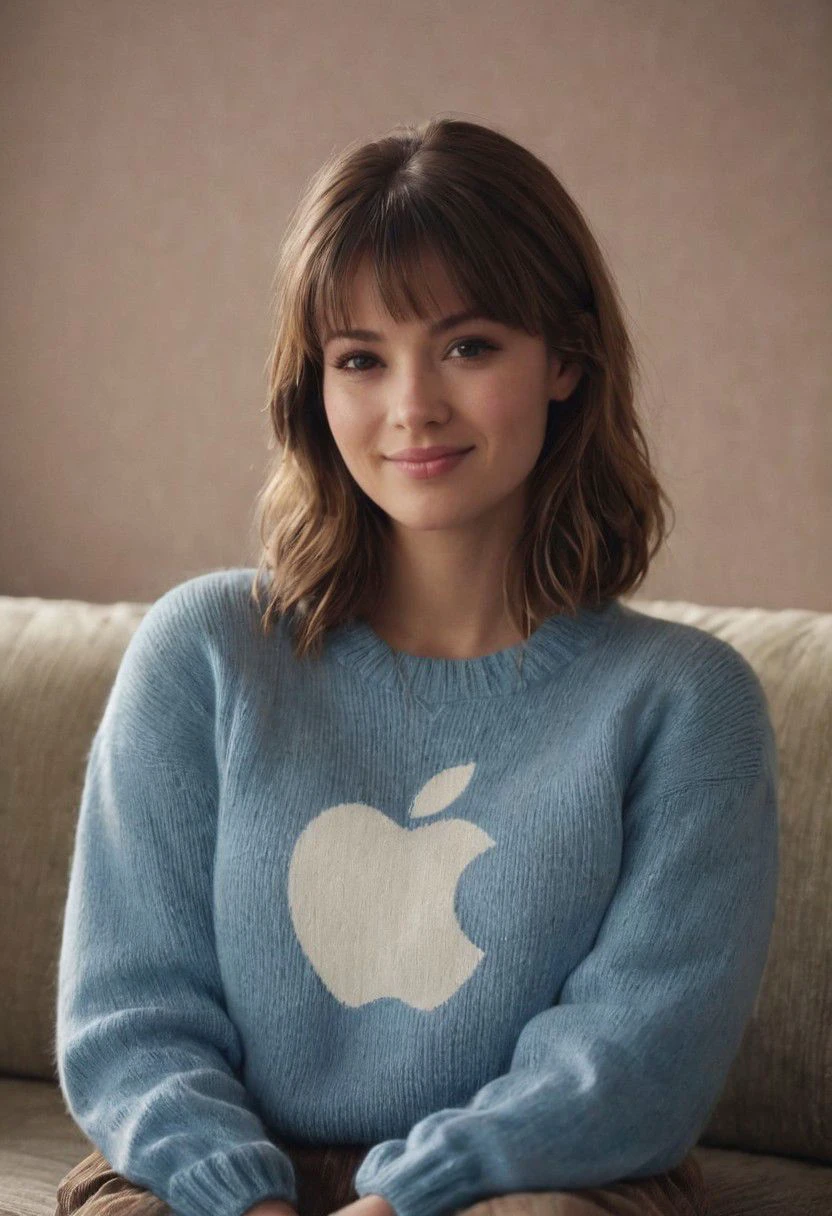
[323,398,380,474]
[323,393,363,445]
[474,392,550,478]
[477,393,546,449]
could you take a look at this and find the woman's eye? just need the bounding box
[333,338,496,374]
[450,339,496,360]
[334,351,376,373]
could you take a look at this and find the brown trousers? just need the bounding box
[55,1143,710,1216]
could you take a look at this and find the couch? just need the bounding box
[1,588,830,1216]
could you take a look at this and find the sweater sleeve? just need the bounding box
[353,644,780,1216]
[55,582,297,1216]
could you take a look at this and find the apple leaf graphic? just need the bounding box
[409,763,476,820]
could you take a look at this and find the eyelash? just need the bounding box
[331,338,498,374]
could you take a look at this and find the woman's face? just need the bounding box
[320,255,582,539]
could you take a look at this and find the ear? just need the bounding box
[548,355,583,402]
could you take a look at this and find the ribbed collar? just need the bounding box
[324,598,622,703]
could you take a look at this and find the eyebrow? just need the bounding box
[322,308,497,345]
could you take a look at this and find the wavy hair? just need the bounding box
[250,115,674,660]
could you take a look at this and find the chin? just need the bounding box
[384,506,484,532]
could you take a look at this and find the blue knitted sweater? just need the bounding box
[56,568,779,1216]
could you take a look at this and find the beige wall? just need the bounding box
[1,1,829,611]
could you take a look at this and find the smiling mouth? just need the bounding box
[387,448,474,479]
[387,447,474,462]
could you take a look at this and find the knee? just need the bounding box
[56,1151,112,1216]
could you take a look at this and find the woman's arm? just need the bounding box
[56,580,298,1216]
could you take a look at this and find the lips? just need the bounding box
[389,448,473,480]
[388,446,473,462]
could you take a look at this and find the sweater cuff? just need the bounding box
[168,1141,297,1216]
[354,1142,479,1216]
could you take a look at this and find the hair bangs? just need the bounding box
[310,192,540,356]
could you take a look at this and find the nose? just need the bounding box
[387,361,450,429]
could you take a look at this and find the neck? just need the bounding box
[366,514,529,660]
[367,608,527,660]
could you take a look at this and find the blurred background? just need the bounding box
[1,0,828,609]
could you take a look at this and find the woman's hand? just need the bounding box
[330,1195,397,1216]
[244,1192,395,1216]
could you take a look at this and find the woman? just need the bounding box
[55,116,779,1216]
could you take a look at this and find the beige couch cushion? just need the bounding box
[0,1077,94,1216]
[0,595,149,1084]
[0,590,830,1168]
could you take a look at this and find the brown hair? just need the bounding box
[250,115,674,660]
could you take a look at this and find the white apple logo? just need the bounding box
[287,763,496,1011]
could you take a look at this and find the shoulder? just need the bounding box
[133,567,268,650]
[117,567,265,700]
[140,566,258,624]
[608,600,776,797]
[100,568,280,757]
[611,598,767,701]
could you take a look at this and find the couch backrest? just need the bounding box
[0,591,829,1164]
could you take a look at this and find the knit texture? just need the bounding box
[55,568,779,1216]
